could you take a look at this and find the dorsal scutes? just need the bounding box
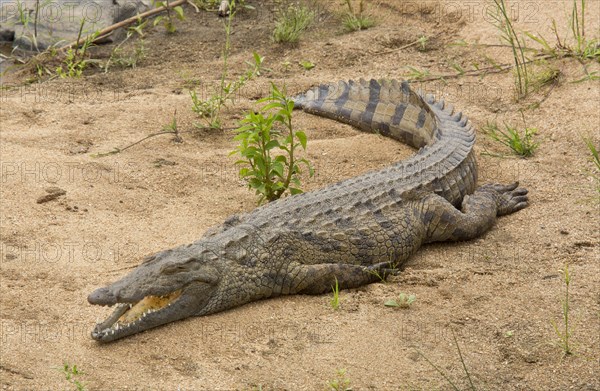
[292,79,477,205]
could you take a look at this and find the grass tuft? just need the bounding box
[482,117,539,158]
[488,0,530,99]
[341,0,375,32]
[272,4,315,44]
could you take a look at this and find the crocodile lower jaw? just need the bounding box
[91,290,182,340]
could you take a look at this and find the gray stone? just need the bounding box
[1,0,151,50]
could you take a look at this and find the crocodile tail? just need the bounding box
[292,79,439,149]
[293,79,477,206]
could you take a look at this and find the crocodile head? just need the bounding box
[88,244,221,342]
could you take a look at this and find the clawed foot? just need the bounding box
[480,181,529,216]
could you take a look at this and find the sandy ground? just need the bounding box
[1,0,599,389]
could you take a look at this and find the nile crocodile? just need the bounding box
[88,79,528,342]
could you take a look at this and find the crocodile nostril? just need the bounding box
[87,287,116,305]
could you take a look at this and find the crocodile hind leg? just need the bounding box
[423,182,528,243]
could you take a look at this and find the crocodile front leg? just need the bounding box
[424,182,528,243]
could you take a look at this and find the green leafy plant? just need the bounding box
[153,0,185,33]
[190,0,263,129]
[55,19,99,78]
[231,83,313,204]
[482,116,539,158]
[341,0,375,32]
[110,39,146,69]
[190,52,263,129]
[330,277,340,310]
[326,368,352,391]
[551,263,574,355]
[58,363,86,391]
[299,60,315,70]
[104,19,147,72]
[272,3,315,44]
[384,292,416,309]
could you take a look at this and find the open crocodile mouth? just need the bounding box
[92,290,182,340]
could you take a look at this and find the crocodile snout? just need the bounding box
[88,287,116,306]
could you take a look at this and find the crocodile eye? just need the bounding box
[142,255,156,264]
[160,258,200,274]
[161,265,189,275]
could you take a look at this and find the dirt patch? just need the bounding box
[1,0,599,390]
